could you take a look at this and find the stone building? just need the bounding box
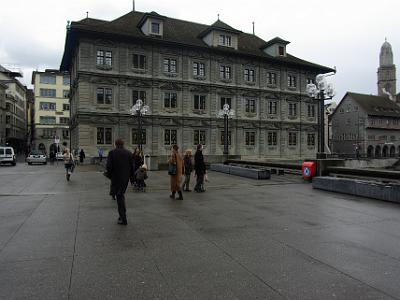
[0,65,27,153]
[331,40,400,158]
[60,10,333,167]
[26,89,35,151]
[0,82,7,145]
[31,70,70,154]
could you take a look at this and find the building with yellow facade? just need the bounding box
[31,69,70,154]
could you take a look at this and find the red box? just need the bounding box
[302,161,316,180]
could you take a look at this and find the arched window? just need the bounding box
[375,145,381,158]
[390,146,395,157]
[382,145,389,158]
[367,145,374,158]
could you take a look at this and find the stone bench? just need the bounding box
[312,176,400,203]
[210,164,271,180]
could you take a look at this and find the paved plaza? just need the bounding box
[1,163,400,299]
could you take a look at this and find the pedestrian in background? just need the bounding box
[63,146,74,181]
[168,144,183,200]
[106,138,134,225]
[98,148,104,163]
[135,164,148,192]
[194,144,206,192]
[182,149,193,192]
[79,149,86,164]
[132,148,143,187]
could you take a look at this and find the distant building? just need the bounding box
[0,82,7,145]
[325,102,337,151]
[332,40,400,158]
[0,65,27,153]
[60,10,333,166]
[26,89,35,151]
[31,69,70,154]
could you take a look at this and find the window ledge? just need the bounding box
[192,109,207,115]
[164,72,178,77]
[132,68,146,74]
[287,115,298,120]
[287,86,297,91]
[244,81,256,86]
[220,78,232,84]
[96,65,112,71]
[164,108,178,113]
[193,75,206,81]
[97,104,113,109]
[244,112,257,117]
[245,145,256,149]
[268,146,277,150]
[266,84,278,89]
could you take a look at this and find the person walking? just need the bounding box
[79,149,86,164]
[182,149,193,192]
[98,148,104,163]
[168,144,184,200]
[106,138,134,225]
[132,148,143,186]
[194,144,206,192]
[63,147,75,181]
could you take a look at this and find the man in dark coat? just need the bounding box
[194,144,206,192]
[106,138,134,225]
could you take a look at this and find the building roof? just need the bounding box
[337,92,400,118]
[0,65,22,78]
[61,10,333,73]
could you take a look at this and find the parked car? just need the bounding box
[56,152,64,160]
[0,146,16,166]
[26,150,47,165]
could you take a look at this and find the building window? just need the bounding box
[5,115,10,124]
[245,99,256,113]
[164,129,177,145]
[194,130,206,145]
[63,75,70,85]
[63,104,70,111]
[133,54,146,69]
[268,101,277,115]
[97,127,112,145]
[287,75,297,88]
[131,129,146,145]
[97,88,112,105]
[62,130,69,139]
[307,104,315,118]
[40,75,56,84]
[307,133,315,146]
[40,116,56,124]
[268,132,277,146]
[244,69,255,82]
[42,129,56,138]
[245,132,256,146]
[220,97,232,110]
[40,89,56,97]
[40,102,56,110]
[151,22,160,34]
[288,132,297,146]
[163,58,177,73]
[220,131,232,145]
[219,35,232,46]
[307,78,315,84]
[278,46,285,56]
[194,95,206,110]
[96,50,112,66]
[63,90,69,98]
[219,65,231,80]
[164,92,177,108]
[288,103,297,117]
[132,90,146,106]
[267,72,277,85]
[193,62,205,77]
[60,117,69,124]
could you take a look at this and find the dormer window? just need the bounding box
[219,35,232,47]
[278,46,285,56]
[151,22,160,35]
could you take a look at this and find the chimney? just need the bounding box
[133,0,135,11]
[252,22,255,35]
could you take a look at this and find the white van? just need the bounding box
[0,146,16,166]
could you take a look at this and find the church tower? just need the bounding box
[377,39,396,97]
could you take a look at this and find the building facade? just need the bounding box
[31,70,70,154]
[0,82,7,145]
[60,10,332,167]
[331,93,400,157]
[0,65,27,153]
[26,89,35,152]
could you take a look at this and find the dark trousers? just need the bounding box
[182,174,191,190]
[194,173,204,191]
[116,193,127,222]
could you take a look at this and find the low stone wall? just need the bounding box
[343,158,398,169]
[210,164,271,180]
[313,176,400,203]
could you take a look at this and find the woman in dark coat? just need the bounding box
[194,144,206,192]
[168,144,184,200]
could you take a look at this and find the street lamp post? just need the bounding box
[218,103,235,160]
[130,99,150,151]
[306,73,335,159]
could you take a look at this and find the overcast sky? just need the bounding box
[1,0,399,101]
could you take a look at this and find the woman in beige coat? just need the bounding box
[168,144,184,200]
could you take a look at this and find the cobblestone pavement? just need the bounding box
[1,162,400,299]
